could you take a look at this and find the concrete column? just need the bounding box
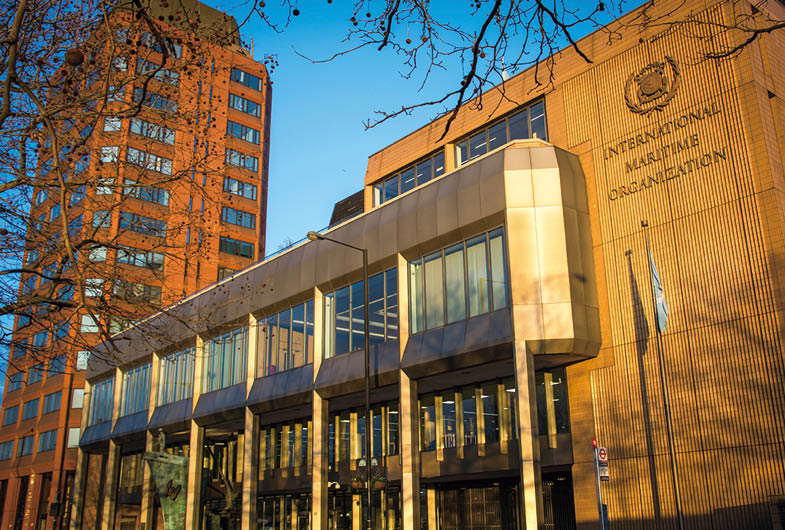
[512,342,544,530]
[184,423,205,530]
[70,380,93,530]
[311,287,328,530]
[396,253,420,530]
[139,354,160,530]
[100,441,121,530]
[184,335,206,530]
[241,314,259,530]
[99,368,123,530]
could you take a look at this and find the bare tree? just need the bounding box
[0,0,267,376]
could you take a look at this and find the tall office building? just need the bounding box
[0,1,270,529]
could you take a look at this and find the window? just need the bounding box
[203,327,247,393]
[88,377,114,425]
[27,364,44,384]
[123,179,169,206]
[227,120,260,144]
[140,31,183,58]
[16,315,30,329]
[67,428,80,448]
[258,300,315,377]
[455,100,547,166]
[38,430,57,452]
[53,320,70,341]
[76,350,90,371]
[17,435,34,456]
[35,189,48,206]
[113,280,162,304]
[324,268,398,358]
[72,389,85,408]
[225,149,259,173]
[259,417,312,472]
[103,117,122,132]
[112,56,127,71]
[0,441,13,461]
[536,368,570,436]
[136,59,180,86]
[7,373,23,392]
[126,147,172,175]
[223,176,257,201]
[92,210,111,228]
[80,314,99,333]
[100,146,119,163]
[409,228,507,333]
[158,347,195,405]
[85,278,104,297]
[49,204,60,222]
[70,185,85,205]
[219,236,254,258]
[96,177,114,195]
[119,211,167,237]
[22,399,39,420]
[420,377,517,452]
[325,401,399,469]
[21,275,37,295]
[230,67,263,91]
[117,246,164,270]
[121,363,151,416]
[228,93,261,117]
[3,406,18,426]
[218,267,236,281]
[132,88,178,112]
[372,151,445,206]
[43,391,61,415]
[221,206,256,229]
[88,246,108,262]
[129,117,175,145]
[49,354,66,374]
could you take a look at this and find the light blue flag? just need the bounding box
[649,250,669,332]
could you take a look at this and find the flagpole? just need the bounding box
[641,219,685,530]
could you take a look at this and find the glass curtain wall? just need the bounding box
[258,494,312,530]
[258,418,312,476]
[158,347,195,405]
[409,228,508,334]
[257,301,315,377]
[324,268,398,359]
[328,401,399,468]
[203,326,248,393]
[420,379,517,453]
[121,363,150,416]
[88,377,114,425]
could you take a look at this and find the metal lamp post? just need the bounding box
[307,231,372,530]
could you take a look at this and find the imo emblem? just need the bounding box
[624,56,680,115]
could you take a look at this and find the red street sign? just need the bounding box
[592,437,597,448]
[597,447,608,463]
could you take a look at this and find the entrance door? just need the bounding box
[435,481,519,530]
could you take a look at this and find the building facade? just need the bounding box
[0,1,271,529]
[74,0,785,528]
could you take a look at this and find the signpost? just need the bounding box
[593,438,610,529]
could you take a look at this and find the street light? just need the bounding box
[307,230,373,530]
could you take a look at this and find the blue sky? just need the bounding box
[209,0,646,255]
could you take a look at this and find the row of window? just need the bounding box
[203,327,248,394]
[221,206,256,229]
[323,268,399,358]
[6,354,89,392]
[121,363,151,416]
[228,93,262,118]
[219,235,254,259]
[227,120,260,145]
[116,245,165,270]
[129,117,175,145]
[126,146,173,175]
[259,418,312,472]
[118,211,167,237]
[158,347,195,406]
[225,148,259,173]
[0,428,78,460]
[88,377,115,425]
[328,401,399,466]
[136,59,180,87]
[258,301,315,377]
[455,100,546,165]
[372,151,445,206]
[230,68,264,92]
[409,228,507,333]
[224,176,257,202]
[133,88,177,113]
